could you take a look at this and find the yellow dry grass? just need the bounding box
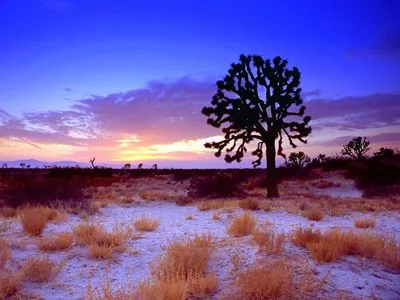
[19,205,66,236]
[197,199,238,211]
[212,210,221,220]
[0,239,11,268]
[38,232,74,251]
[239,198,260,210]
[0,207,17,218]
[152,233,213,280]
[228,212,256,237]
[133,216,160,232]
[303,206,324,221]
[291,227,400,268]
[354,217,376,229]
[0,273,22,299]
[73,222,131,259]
[22,257,56,282]
[253,223,285,255]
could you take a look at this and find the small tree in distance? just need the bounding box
[373,147,394,158]
[341,137,370,160]
[123,163,131,169]
[284,151,311,168]
[202,54,312,197]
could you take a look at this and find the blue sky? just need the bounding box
[0,0,399,165]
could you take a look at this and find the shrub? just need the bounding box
[239,198,260,210]
[212,210,221,220]
[22,257,56,282]
[188,171,246,198]
[284,151,311,168]
[135,277,188,300]
[188,273,219,296]
[253,224,285,255]
[303,206,324,221]
[228,213,256,237]
[38,232,74,251]
[133,217,160,232]
[354,217,376,229]
[0,273,22,299]
[197,200,225,211]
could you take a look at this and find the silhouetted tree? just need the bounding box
[2,163,7,169]
[152,164,158,170]
[373,147,394,158]
[19,162,25,169]
[137,163,143,169]
[89,157,97,169]
[202,55,312,197]
[123,163,131,169]
[26,165,31,169]
[341,137,370,160]
[284,151,311,168]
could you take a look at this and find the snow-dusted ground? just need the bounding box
[1,198,400,299]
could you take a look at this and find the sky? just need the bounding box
[0,0,399,168]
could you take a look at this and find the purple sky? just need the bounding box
[0,0,399,167]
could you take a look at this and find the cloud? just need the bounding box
[306,94,400,131]
[1,77,400,162]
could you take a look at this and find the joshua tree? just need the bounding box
[373,147,394,158]
[19,162,25,169]
[137,163,143,169]
[202,55,312,197]
[123,163,131,169]
[1,163,7,168]
[89,157,97,169]
[152,164,158,170]
[284,151,311,168]
[341,137,370,160]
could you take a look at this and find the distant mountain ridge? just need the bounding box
[0,159,119,168]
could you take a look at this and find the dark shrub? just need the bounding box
[188,171,247,198]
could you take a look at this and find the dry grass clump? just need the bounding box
[38,232,74,251]
[0,207,17,218]
[253,223,285,255]
[303,206,324,221]
[73,222,103,245]
[0,273,22,299]
[19,206,49,236]
[133,216,160,232]
[19,205,66,236]
[0,240,11,269]
[354,217,376,229]
[188,273,219,296]
[88,244,114,259]
[86,279,136,300]
[73,222,131,259]
[233,259,294,299]
[197,200,225,211]
[136,276,189,300]
[22,257,56,282]
[291,227,400,267]
[290,227,322,248]
[228,212,256,237]
[231,258,322,300]
[239,198,260,210]
[153,233,213,280]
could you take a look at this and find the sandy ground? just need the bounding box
[1,175,400,299]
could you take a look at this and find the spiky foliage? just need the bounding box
[341,137,370,160]
[202,55,311,197]
[284,151,311,168]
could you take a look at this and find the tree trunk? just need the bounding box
[266,139,279,198]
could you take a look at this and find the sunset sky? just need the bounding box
[1,0,399,168]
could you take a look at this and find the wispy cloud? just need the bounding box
[0,77,399,162]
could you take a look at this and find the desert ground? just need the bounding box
[0,165,399,299]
